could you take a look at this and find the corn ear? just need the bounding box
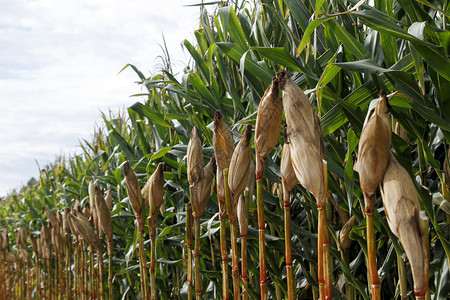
[278,69,321,151]
[105,188,113,211]
[44,207,60,231]
[187,127,203,186]
[89,179,95,213]
[237,159,255,236]
[149,162,166,220]
[228,125,253,218]
[380,154,428,296]
[286,125,326,206]
[356,90,391,211]
[255,78,282,178]
[213,110,235,171]
[339,216,358,251]
[280,129,298,195]
[192,157,216,219]
[95,186,113,243]
[123,161,145,230]
[69,210,101,252]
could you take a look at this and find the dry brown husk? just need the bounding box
[17,227,26,249]
[105,188,113,211]
[278,69,323,155]
[286,125,326,206]
[69,210,101,251]
[95,186,113,243]
[213,110,235,172]
[41,223,52,260]
[74,199,82,213]
[30,234,39,257]
[280,130,298,195]
[192,157,216,219]
[187,127,204,186]
[356,90,391,210]
[255,78,282,178]
[380,154,428,295]
[51,226,58,254]
[44,207,60,231]
[66,208,78,238]
[89,179,96,211]
[17,227,30,262]
[213,110,235,216]
[123,161,145,230]
[62,208,71,236]
[148,162,166,221]
[37,237,42,259]
[339,216,358,251]
[237,159,255,236]
[228,125,253,217]
[89,179,100,233]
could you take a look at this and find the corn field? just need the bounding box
[1,0,449,299]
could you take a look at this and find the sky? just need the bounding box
[0,0,205,196]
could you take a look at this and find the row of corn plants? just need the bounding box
[1,0,449,299]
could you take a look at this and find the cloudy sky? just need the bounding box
[0,0,204,196]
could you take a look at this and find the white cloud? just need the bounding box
[0,0,203,196]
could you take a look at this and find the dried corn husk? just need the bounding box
[62,208,70,236]
[74,199,82,213]
[37,237,42,259]
[148,162,166,220]
[187,127,203,186]
[228,125,253,215]
[95,186,113,242]
[66,208,78,238]
[213,110,235,217]
[41,223,52,260]
[237,159,255,236]
[192,157,216,219]
[89,179,95,212]
[123,161,145,230]
[278,69,322,152]
[213,110,235,171]
[82,206,90,219]
[69,210,101,251]
[280,130,298,195]
[380,154,428,296]
[17,227,26,249]
[30,234,38,257]
[339,216,358,250]
[89,180,100,233]
[1,227,8,251]
[255,78,282,178]
[51,226,58,253]
[286,125,326,206]
[17,227,29,262]
[42,223,51,245]
[44,207,60,231]
[356,90,391,211]
[105,188,113,211]
[90,202,100,235]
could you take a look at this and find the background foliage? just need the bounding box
[1,0,449,299]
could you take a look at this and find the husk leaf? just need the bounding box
[380,154,427,295]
